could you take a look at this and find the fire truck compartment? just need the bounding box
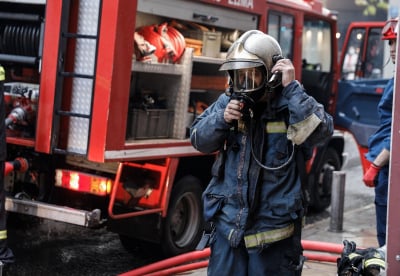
[127,109,174,140]
[137,0,258,31]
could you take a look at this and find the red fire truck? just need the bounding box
[1,0,344,257]
[335,21,394,174]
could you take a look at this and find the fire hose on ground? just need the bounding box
[119,240,344,276]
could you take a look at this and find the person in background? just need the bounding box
[363,17,398,247]
[190,30,333,275]
[0,65,15,273]
[343,46,359,79]
[364,38,383,79]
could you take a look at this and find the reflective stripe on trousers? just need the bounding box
[244,223,294,248]
[0,66,4,81]
[0,230,7,240]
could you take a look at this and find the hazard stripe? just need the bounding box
[0,66,4,81]
[0,230,7,240]
[266,121,287,133]
[349,252,362,260]
[364,257,385,269]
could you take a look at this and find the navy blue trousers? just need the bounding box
[375,166,389,247]
[207,230,303,276]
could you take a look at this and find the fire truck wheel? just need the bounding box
[310,148,341,212]
[161,175,204,257]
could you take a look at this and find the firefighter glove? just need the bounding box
[363,163,380,188]
[337,240,386,276]
[363,247,385,275]
[337,240,363,276]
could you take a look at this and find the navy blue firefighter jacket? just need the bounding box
[190,80,334,248]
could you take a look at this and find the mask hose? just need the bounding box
[249,116,295,171]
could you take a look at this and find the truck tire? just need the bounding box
[310,148,341,212]
[161,175,204,257]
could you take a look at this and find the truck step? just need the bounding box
[5,197,102,228]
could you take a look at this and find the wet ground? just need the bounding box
[6,214,152,276]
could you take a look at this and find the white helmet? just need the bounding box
[220,30,283,94]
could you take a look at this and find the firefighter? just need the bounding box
[363,17,398,247]
[190,30,333,275]
[0,65,15,270]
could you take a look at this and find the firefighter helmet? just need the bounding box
[381,17,398,40]
[219,30,283,93]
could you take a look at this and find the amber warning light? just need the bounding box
[55,169,112,196]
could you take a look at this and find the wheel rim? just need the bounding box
[169,191,200,248]
[318,163,334,197]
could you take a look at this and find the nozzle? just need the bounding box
[5,157,29,176]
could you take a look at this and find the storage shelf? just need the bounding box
[193,55,224,65]
[126,48,193,142]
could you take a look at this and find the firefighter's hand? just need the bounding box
[271,59,295,87]
[224,99,242,124]
[363,163,380,188]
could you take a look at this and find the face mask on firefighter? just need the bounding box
[232,67,265,93]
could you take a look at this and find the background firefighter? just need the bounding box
[0,65,15,270]
[363,17,398,247]
[190,30,333,275]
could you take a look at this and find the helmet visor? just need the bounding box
[232,67,265,93]
[382,19,398,40]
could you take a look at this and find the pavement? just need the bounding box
[300,203,378,275]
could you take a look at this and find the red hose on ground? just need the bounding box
[140,253,338,276]
[119,240,343,276]
[119,248,210,276]
[304,252,338,263]
[144,260,209,276]
[302,240,344,254]
[142,253,338,276]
